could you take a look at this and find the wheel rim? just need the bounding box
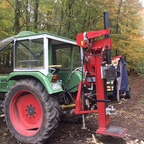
[10,90,43,136]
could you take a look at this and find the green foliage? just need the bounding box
[0,1,14,38]
[106,0,144,70]
[0,0,144,71]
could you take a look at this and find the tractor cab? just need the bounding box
[14,31,82,91]
[0,31,82,94]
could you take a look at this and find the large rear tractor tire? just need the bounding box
[4,79,60,144]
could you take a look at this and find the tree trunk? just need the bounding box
[115,0,123,56]
[26,0,30,30]
[34,0,39,31]
[14,0,21,34]
[67,1,73,37]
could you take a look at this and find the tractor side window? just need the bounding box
[73,46,81,68]
[0,43,13,74]
[54,46,71,70]
[15,38,44,68]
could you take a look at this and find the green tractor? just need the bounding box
[0,11,130,144]
[0,31,82,143]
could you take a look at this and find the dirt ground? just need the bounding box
[0,75,144,144]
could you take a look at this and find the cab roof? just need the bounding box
[0,31,76,51]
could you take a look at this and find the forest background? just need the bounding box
[0,0,144,72]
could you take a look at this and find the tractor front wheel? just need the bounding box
[4,79,60,144]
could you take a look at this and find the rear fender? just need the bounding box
[8,72,63,94]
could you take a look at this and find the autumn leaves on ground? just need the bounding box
[0,75,143,144]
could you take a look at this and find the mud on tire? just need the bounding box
[4,79,60,144]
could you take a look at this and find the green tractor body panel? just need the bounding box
[0,75,13,92]
[8,72,63,94]
[67,71,82,92]
[58,71,82,92]
[0,72,63,94]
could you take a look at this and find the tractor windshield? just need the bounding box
[15,38,44,69]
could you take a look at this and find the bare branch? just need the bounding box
[6,0,16,10]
